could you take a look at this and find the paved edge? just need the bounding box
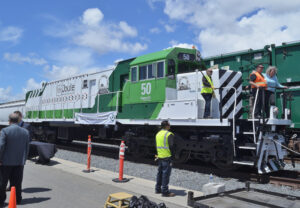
[44,157,204,207]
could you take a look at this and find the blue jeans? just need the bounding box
[155,158,172,194]
[202,93,212,118]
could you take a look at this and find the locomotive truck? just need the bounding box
[0,47,293,174]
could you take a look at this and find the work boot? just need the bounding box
[162,192,175,197]
[155,189,162,194]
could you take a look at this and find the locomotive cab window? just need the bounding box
[131,67,137,82]
[148,64,155,79]
[168,59,175,75]
[139,65,147,80]
[157,61,164,78]
[82,80,88,89]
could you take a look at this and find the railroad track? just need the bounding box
[269,176,300,189]
[268,170,300,189]
[284,157,300,164]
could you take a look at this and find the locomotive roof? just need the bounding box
[130,48,173,66]
[130,47,198,66]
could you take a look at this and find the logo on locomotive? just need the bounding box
[56,84,75,96]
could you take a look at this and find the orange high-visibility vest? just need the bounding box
[250,71,267,88]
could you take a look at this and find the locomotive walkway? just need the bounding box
[6,158,203,207]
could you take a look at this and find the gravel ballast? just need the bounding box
[55,149,300,197]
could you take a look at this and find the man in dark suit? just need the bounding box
[14,111,33,141]
[0,113,30,206]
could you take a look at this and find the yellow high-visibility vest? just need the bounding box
[156,129,173,158]
[201,75,214,94]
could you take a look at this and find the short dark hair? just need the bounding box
[256,64,264,68]
[9,113,19,124]
[14,110,22,118]
[161,120,170,129]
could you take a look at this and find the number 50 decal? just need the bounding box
[141,83,151,95]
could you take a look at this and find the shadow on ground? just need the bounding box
[169,189,187,196]
[20,197,51,205]
[23,187,51,193]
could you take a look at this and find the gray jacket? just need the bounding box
[0,124,30,166]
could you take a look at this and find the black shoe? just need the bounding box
[155,190,161,194]
[162,192,175,197]
[0,202,4,208]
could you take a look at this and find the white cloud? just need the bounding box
[50,48,94,67]
[0,79,45,102]
[22,78,44,94]
[44,65,80,80]
[169,40,195,49]
[119,21,137,37]
[150,27,161,34]
[164,24,175,33]
[159,0,300,56]
[0,87,12,102]
[46,8,147,55]
[114,58,124,65]
[81,8,104,27]
[147,0,163,9]
[3,52,47,65]
[43,64,115,81]
[0,26,23,42]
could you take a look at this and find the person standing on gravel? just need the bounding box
[155,120,175,197]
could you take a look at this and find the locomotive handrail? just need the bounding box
[252,88,260,144]
[218,86,238,157]
[97,95,99,113]
[165,98,197,103]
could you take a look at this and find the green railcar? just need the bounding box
[203,41,300,132]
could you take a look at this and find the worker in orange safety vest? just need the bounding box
[249,64,267,118]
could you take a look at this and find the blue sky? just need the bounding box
[1,0,300,102]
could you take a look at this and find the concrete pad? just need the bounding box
[11,160,184,208]
[51,157,204,207]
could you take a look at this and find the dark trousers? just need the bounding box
[202,93,212,118]
[265,90,275,117]
[155,158,172,194]
[251,88,264,117]
[0,166,24,203]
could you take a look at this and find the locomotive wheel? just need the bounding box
[128,140,148,158]
[213,159,235,170]
[173,150,191,163]
[212,145,235,170]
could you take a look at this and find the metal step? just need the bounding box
[238,146,256,150]
[243,131,255,135]
[233,160,255,166]
[247,119,259,121]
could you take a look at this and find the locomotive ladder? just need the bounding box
[233,88,262,166]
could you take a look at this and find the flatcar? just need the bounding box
[0,47,293,173]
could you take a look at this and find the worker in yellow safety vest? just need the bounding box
[201,68,214,118]
[249,64,267,118]
[155,120,175,197]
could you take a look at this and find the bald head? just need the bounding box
[9,113,19,124]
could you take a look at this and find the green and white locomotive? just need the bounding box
[0,47,293,173]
